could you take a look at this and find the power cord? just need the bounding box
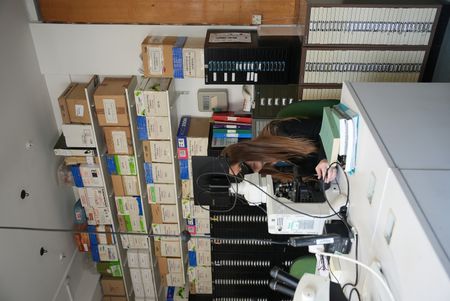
[0,226,289,246]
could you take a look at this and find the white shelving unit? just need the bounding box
[84,75,135,301]
[125,76,162,301]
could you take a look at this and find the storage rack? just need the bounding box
[132,76,189,299]
[84,75,135,300]
[299,0,442,97]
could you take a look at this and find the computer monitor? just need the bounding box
[192,156,236,207]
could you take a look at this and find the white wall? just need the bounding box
[29,23,255,131]
[0,1,77,300]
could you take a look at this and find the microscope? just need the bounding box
[230,172,347,235]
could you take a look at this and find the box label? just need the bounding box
[75,104,84,117]
[183,49,197,77]
[103,99,118,124]
[111,131,128,154]
[123,176,139,195]
[151,140,172,162]
[149,47,163,75]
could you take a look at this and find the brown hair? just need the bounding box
[221,125,317,181]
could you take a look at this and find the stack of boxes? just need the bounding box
[176,116,213,294]
[134,77,188,295]
[127,249,156,300]
[93,77,149,300]
[55,80,125,297]
[142,35,205,80]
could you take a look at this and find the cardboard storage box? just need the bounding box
[66,83,91,124]
[147,183,177,204]
[94,77,131,126]
[158,256,183,274]
[58,83,77,124]
[135,78,173,116]
[154,239,181,257]
[111,175,140,196]
[151,204,178,223]
[137,116,171,140]
[62,124,95,148]
[103,126,133,155]
[100,277,126,296]
[183,37,205,78]
[143,140,173,163]
[142,36,178,77]
[79,164,103,187]
[144,162,175,184]
[176,116,210,159]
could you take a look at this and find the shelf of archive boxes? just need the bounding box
[125,76,163,300]
[127,76,189,299]
[85,75,135,301]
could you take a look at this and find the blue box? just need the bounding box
[166,287,175,301]
[90,242,100,262]
[88,225,98,246]
[136,196,143,216]
[179,159,189,180]
[70,165,84,187]
[136,116,148,140]
[106,155,117,175]
[144,162,154,184]
[173,37,187,79]
[188,250,197,266]
[176,116,190,149]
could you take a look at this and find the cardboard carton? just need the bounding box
[142,36,178,77]
[142,140,173,163]
[103,127,133,155]
[58,83,77,124]
[100,277,126,296]
[94,77,131,126]
[62,124,95,148]
[183,37,205,78]
[67,83,91,124]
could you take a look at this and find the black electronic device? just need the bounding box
[273,177,327,203]
[192,156,236,207]
[288,220,352,254]
[204,29,301,85]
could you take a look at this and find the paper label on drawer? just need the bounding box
[103,99,118,124]
[112,131,128,153]
[75,104,84,117]
[149,47,163,75]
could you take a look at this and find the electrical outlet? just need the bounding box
[252,14,262,25]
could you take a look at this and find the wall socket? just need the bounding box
[252,15,262,25]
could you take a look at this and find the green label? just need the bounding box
[114,155,122,174]
[129,157,136,175]
[117,198,125,214]
[150,185,156,203]
[124,215,132,232]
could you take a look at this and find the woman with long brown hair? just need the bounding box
[221,117,337,183]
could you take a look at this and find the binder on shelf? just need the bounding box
[333,103,359,174]
[212,112,252,124]
[319,107,340,163]
[305,3,440,46]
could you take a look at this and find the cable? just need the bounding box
[0,226,289,245]
[195,158,240,213]
[342,232,359,290]
[348,287,361,301]
[311,250,396,301]
[322,162,352,237]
